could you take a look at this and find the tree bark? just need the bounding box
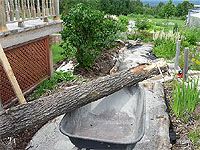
[0,59,168,138]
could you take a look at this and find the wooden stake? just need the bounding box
[0,44,27,105]
[183,47,189,81]
[174,40,181,70]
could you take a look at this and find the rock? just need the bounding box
[168,22,175,25]
[194,104,200,116]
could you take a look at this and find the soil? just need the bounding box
[73,46,122,79]
[0,123,45,150]
[164,82,200,150]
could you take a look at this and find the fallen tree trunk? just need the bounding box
[0,59,168,138]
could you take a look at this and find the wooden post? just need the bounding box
[37,0,41,18]
[49,0,52,16]
[15,0,20,20]
[0,0,8,32]
[51,0,55,16]
[45,0,49,16]
[32,0,36,18]
[27,0,31,18]
[183,47,189,81]
[21,0,26,20]
[4,0,10,22]
[0,99,3,111]
[0,44,27,105]
[9,0,14,21]
[42,0,45,19]
[53,0,60,20]
[174,40,181,70]
[49,34,62,77]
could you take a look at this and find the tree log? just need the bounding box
[0,59,168,138]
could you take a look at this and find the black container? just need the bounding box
[60,85,146,150]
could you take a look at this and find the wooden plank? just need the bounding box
[0,44,27,105]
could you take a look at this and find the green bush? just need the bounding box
[182,28,200,45]
[128,30,153,42]
[153,39,176,59]
[61,4,121,69]
[136,18,151,30]
[118,15,129,32]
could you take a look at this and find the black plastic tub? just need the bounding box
[60,85,146,150]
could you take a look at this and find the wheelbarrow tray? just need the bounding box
[60,85,146,150]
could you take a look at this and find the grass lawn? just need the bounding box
[52,45,66,63]
[127,15,185,31]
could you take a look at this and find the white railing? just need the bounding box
[0,0,60,31]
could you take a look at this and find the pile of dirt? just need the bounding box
[74,48,118,78]
[0,123,45,150]
[164,82,200,150]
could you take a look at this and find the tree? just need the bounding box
[161,0,175,18]
[175,0,194,17]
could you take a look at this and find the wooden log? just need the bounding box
[0,59,168,138]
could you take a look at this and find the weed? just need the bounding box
[189,129,200,147]
[32,71,79,99]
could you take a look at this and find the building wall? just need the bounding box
[189,15,200,27]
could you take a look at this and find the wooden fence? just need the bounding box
[0,0,60,31]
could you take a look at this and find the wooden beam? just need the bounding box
[0,59,168,138]
[0,44,27,105]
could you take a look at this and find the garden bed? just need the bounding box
[164,82,200,150]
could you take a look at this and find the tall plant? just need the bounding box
[61,4,121,69]
[169,79,200,121]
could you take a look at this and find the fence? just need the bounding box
[0,0,60,30]
[0,36,50,107]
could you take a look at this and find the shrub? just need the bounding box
[182,28,200,45]
[118,15,129,32]
[136,18,151,30]
[61,4,121,69]
[153,39,176,59]
[128,30,153,42]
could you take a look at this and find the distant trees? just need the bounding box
[175,1,194,18]
[60,0,194,19]
[161,0,175,18]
